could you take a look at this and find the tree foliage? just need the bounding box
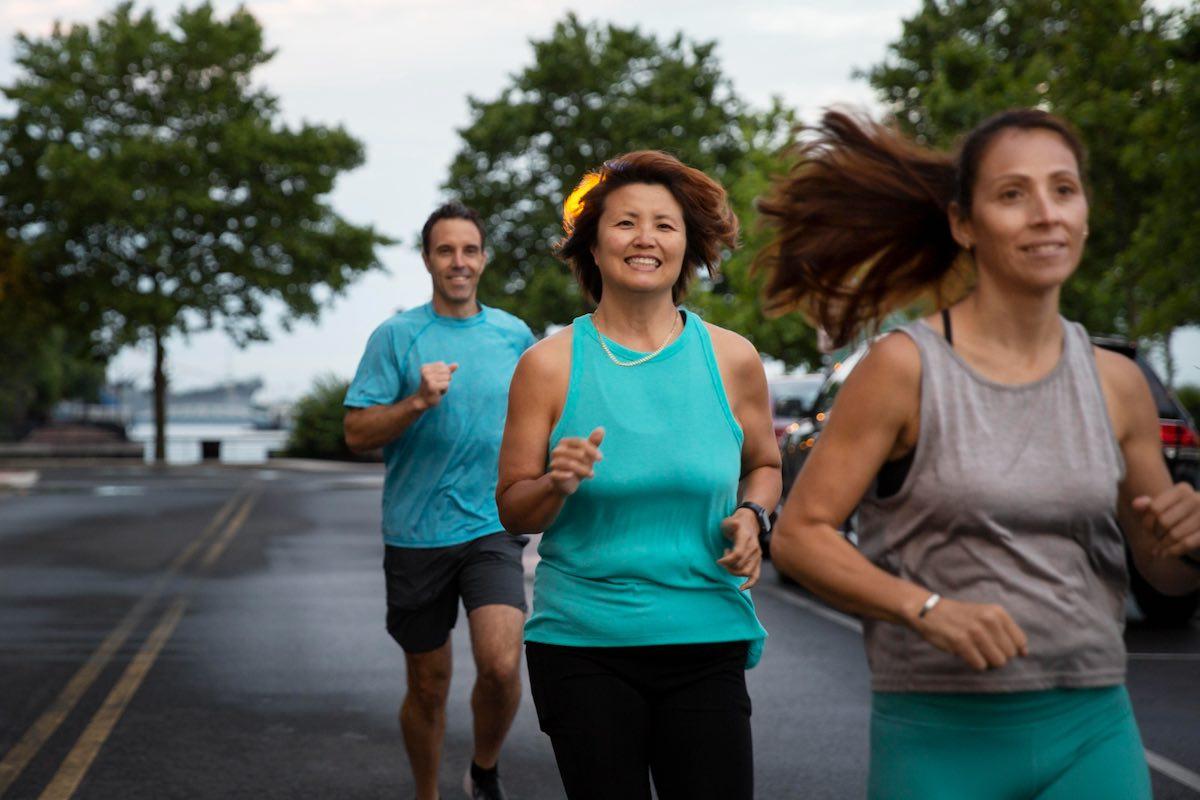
[0,2,389,456]
[1177,384,1200,426]
[0,233,105,440]
[444,14,818,368]
[1120,9,1200,340]
[863,0,1199,341]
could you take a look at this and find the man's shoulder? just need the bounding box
[372,304,433,338]
[482,306,535,338]
[389,304,435,328]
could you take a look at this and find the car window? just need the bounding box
[1135,358,1186,420]
[814,343,870,416]
[771,378,822,417]
[1093,338,1190,422]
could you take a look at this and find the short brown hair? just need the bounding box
[421,202,485,255]
[755,108,1087,346]
[556,151,739,304]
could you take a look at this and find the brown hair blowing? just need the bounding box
[556,150,739,304]
[755,108,1086,346]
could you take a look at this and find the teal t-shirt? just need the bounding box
[524,310,767,667]
[345,302,535,548]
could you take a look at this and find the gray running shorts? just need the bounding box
[383,532,528,654]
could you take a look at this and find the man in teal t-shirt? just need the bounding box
[344,203,534,800]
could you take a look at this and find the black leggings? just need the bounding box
[525,640,753,800]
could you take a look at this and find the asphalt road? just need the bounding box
[0,464,1197,799]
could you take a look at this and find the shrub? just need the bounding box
[285,374,362,460]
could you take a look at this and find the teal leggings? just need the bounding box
[868,686,1151,800]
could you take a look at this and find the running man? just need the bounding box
[344,202,535,800]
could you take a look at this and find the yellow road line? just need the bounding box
[37,597,189,800]
[5,485,259,798]
[164,489,242,573]
[200,489,259,569]
[0,489,243,797]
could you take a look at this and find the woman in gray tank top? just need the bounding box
[757,109,1200,799]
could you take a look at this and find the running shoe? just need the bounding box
[463,764,508,800]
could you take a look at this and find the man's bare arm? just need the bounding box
[344,362,457,453]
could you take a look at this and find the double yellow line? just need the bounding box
[0,486,261,799]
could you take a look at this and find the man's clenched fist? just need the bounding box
[417,362,458,409]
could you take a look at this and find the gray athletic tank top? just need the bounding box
[857,318,1128,692]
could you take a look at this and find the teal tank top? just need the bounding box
[524,309,767,668]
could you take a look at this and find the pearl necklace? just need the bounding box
[595,313,680,367]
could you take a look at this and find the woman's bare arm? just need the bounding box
[1096,348,1200,595]
[495,331,596,535]
[707,325,781,589]
[773,332,1028,671]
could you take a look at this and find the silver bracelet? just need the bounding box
[917,593,942,619]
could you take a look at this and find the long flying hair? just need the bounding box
[755,109,1086,346]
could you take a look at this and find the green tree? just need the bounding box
[1120,8,1200,347]
[863,0,1195,343]
[285,374,360,461]
[0,2,390,460]
[0,233,106,440]
[444,14,819,368]
[1176,385,1200,426]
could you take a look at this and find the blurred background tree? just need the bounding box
[0,2,390,459]
[864,0,1200,376]
[0,232,106,440]
[285,374,361,461]
[1177,384,1200,426]
[444,14,820,369]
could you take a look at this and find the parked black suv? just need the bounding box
[776,333,1200,626]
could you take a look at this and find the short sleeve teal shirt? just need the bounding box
[345,302,535,548]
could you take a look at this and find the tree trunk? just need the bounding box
[1126,283,1138,337]
[153,327,167,464]
[1163,328,1176,390]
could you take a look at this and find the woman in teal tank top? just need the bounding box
[497,151,781,800]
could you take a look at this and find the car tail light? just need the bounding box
[1160,420,1199,450]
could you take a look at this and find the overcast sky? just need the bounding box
[3,0,1197,399]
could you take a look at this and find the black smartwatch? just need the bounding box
[736,501,771,536]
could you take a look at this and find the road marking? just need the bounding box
[1146,751,1200,793]
[199,489,259,569]
[1127,652,1200,661]
[14,487,258,798]
[30,491,258,796]
[37,597,188,800]
[761,582,1200,795]
[0,490,243,797]
[93,486,145,497]
[166,490,244,573]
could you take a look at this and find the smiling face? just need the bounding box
[423,218,486,313]
[951,127,1089,295]
[589,182,687,301]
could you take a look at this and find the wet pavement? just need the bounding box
[1,464,1197,799]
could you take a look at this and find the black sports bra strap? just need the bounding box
[941,307,953,347]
